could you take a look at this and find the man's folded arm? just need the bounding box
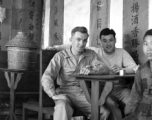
[122,50,138,73]
[90,52,110,75]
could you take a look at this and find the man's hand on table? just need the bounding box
[79,65,93,75]
[110,65,121,74]
[80,65,110,75]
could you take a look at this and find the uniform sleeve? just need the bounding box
[41,53,62,98]
[90,51,110,74]
[125,69,142,114]
[122,50,137,73]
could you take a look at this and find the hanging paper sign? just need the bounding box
[49,0,64,46]
[0,0,8,51]
[11,0,42,47]
[0,6,6,23]
[123,0,148,65]
[89,0,110,47]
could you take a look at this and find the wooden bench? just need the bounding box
[23,102,54,120]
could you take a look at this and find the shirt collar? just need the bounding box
[64,46,90,58]
[102,48,117,59]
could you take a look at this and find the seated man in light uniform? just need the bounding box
[42,27,122,120]
[49,28,138,114]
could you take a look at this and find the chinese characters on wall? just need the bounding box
[53,1,60,42]
[0,0,2,50]
[89,0,110,47]
[49,0,63,46]
[0,0,10,51]
[27,0,42,46]
[130,1,140,64]
[0,0,42,50]
[123,0,148,64]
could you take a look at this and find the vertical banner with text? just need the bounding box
[123,0,149,65]
[49,0,63,46]
[89,0,110,47]
[0,0,42,50]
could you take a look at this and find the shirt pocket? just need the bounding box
[62,67,76,75]
[61,67,78,82]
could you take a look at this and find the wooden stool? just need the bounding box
[23,102,54,120]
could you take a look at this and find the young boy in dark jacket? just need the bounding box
[125,29,152,120]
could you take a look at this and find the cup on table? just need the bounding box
[119,69,124,76]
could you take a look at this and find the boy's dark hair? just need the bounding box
[71,26,89,36]
[143,29,152,39]
[99,28,116,39]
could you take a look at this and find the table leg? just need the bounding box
[91,81,100,120]
[98,82,113,106]
[4,72,22,120]
[10,72,15,120]
[91,81,113,120]
[79,80,113,120]
[79,80,91,103]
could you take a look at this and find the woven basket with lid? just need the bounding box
[6,32,38,70]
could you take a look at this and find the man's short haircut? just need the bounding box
[143,29,152,39]
[71,26,89,36]
[99,28,116,39]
